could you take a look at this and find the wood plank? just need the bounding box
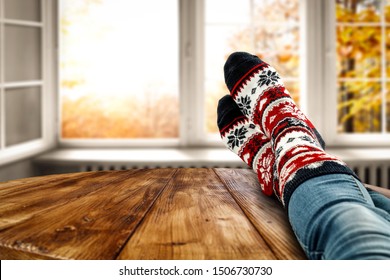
[0,171,129,231]
[118,168,275,260]
[365,183,390,199]
[0,172,93,196]
[0,169,176,260]
[214,168,306,260]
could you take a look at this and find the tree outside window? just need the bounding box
[336,0,390,133]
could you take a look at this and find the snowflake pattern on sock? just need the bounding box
[217,95,275,195]
[225,52,359,206]
[236,96,252,116]
[257,69,280,87]
[227,126,248,150]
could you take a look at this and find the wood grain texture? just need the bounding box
[0,169,176,259]
[118,168,276,260]
[214,168,306,260]
[0,168,310,260]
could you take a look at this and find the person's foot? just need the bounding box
[217,95,275,196]
[222,52,357,206]
[224,52,324,146]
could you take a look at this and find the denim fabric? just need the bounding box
[367,188,390,215]
[288,173,390,260]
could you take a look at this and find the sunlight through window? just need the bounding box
[204,0,301,134]
[60,0,179,139]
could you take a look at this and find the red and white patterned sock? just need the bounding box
[224,52,358,207]
[217,95,275,196]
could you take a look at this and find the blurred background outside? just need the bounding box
[60,0,390,139]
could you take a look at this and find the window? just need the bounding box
[322,0,390,146]
[60,0,179,140]
[336,0,387,133]
[0,0,55,165]
[59,0,390,148]
[204,0,301,135]
[59,0,302,146]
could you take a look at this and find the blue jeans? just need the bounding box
[288,173,390,259]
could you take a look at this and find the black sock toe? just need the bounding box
[217,95,246,132]
[224,52,263,92]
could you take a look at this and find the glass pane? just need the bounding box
[386,28,390,77]
[336,0,381,22]
[337,81,382,133]
[284,81,300,106]
[255,25,300,78]
[60,0,179,139]
[337,26,381,78]
[5,87,42,146]
[386,0,390,21]
[205,0,250,24]
[4,0,41,22]
[253,0,299,23]
[204,24,250,135]
[5,25,42,82]
[205,0,300,134]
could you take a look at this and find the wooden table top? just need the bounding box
[0,168,306,260]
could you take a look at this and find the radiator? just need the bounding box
[79,162,245,172]
[349,164,389,188]
[34,148,390,189]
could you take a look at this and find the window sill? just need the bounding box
[33,147,390,168]
[33,148,247,169]
[32,147,390,187]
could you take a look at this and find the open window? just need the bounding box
[0,0,56,165]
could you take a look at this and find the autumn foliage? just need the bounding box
[336,0,390,133]
[61,0,389,139]
[205,0,301,134]
[62,93,179,138]
[61,0,179,138]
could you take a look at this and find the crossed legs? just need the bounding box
[217,52,390,259]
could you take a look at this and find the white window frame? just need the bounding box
[57,0,213,149]
[0,0,56,166]
[58,0,184,148]
[57,0,390,150]
[303,0,325,140]
[57,0,231,149]
[57,0,305,148]
[322,0,390,147]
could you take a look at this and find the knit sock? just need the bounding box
[224,51,358,207]
[217,95,275,196]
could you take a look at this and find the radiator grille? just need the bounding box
[350,164,389,188]
[79,163,245,172]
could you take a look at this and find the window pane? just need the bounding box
[60,0,178,139]
[205,0,250,24]
[204,24,248,135]
[5,87,42,146]
[336,0,381,22]
[386,0,390,21]
[5,25,41,82]
[284,81,300,106]
[204,0,301,134]
[387,28,390,76]
[338,81,382,133]
[336,0,387,134]
[4,0,41,22]
[253,0,299,23]
[337,26,381,78]
[255,26,300,78]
